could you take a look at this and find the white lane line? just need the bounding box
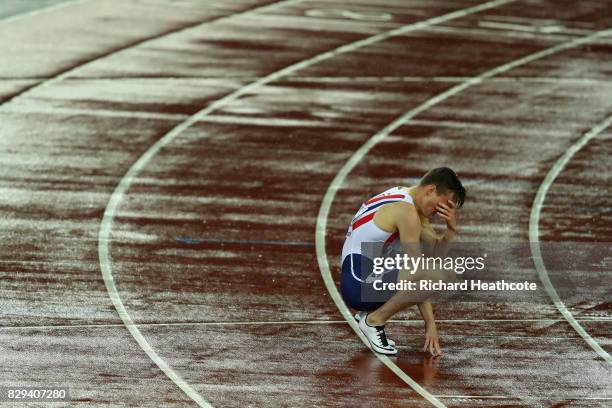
[4,105,607,139]
[305,8,393,22]
[1,326,604,342]
[2,317,610,331]
[426,23,593,40]
[482,14,596,30]
[1,106,331,127]
[0,317,610,327]
[4,75,610,83]
[529,115,612,366]
[97,1,517,407]
[406,119,579,135]
[435,395,612,400]
[0,0,90,26]
[478,20,567,34]
[315,26,612,408]
[423,318,612,322]
[479,20,545,32]
[2,106,187,121]
[5,0,515,109]
[174,237,315,246]
[96,2,306,407]
[99,237,214,408]
[292,75,610,84]
[0,0,303,106]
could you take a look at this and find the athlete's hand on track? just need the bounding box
[423,324,443,356]
[436,199,457,233]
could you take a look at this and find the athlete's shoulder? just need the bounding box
[383,200,419,223]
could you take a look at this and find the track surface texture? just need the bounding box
[0,0,610,407]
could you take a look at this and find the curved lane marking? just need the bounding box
[529,115,612,365]
[98,0,519,405]
[97,0,521,405]
[99,2,309,408]
[98,0,520,406]
[316,26,612,407]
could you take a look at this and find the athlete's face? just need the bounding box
[423,185,455,218]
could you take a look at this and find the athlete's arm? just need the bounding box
[373,200,422,262]
[394,203,446,356]
[393,204,442,356]
[418,200,458,356]
[395,203,422,256]
[419,217,438,257]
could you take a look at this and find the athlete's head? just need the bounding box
[417,167,466,217]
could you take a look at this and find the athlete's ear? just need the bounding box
[424,184,436,195]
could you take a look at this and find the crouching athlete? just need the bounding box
[340,167,466,356]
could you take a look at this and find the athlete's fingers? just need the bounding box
[437,203,450,211]
[440,205,454,216]
[436,205,450,215]
[437,204,454,215]
[437,210,451,218]
[443,201,455,210]
[434,339,442,356]
[447,199,456,208]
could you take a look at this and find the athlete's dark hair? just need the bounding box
[419,167,466,208]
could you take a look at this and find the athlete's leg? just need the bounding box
[341,254,398,354]
[340,254,394,311]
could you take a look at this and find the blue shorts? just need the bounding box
[340,253,399,311]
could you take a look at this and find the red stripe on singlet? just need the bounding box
[352,212,375,230]
[384,231,399,246]
[364,194,405,205]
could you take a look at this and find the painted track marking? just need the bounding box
[478,20,565,34]
[174,237,315,246]
[529,115,612,365]
[315,26,612,408]
[4,75,610,83]
[3,0,608,404]
[305,8,393,22]
[97,1,518,406]
[99,234,214,407]
[1,323,609,345]
[435,395,612,400]
[1,318,610,330]
[425,24,593,40]
[97,2,307,408]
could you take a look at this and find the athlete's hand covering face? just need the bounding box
[436,199,457,233]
